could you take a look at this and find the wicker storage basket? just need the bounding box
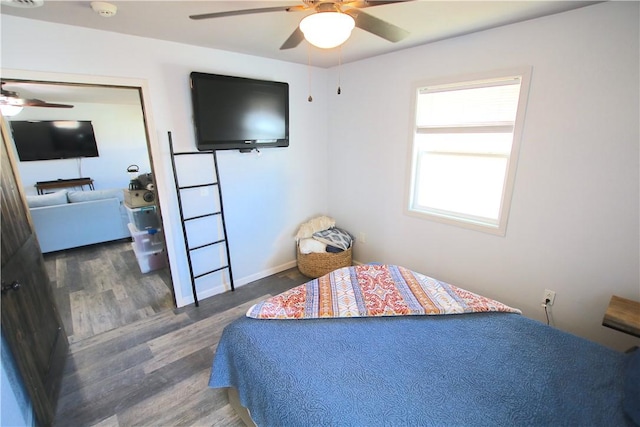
[297,245,353,278]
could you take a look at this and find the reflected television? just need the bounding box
[10,120,99,162]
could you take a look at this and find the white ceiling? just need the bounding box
[1,0,600,69]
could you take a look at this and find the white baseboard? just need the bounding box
[234,259,298,287]
[175,259,298,307]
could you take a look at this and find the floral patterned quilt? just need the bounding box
[247,264,521,319]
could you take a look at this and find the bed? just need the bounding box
[209,264,640,426]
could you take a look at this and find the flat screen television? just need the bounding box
[190,72,289,151]
[10,120,99,162]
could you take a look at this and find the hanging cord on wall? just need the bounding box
[337,45,342,95]
[307,44,313,102]
[544,304,550,325]
[77,157,83,178]
[542,298,552,326]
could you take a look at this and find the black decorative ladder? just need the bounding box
[168,131,234,307]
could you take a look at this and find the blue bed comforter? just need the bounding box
[210,312,636,426]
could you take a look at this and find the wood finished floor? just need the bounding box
[52,258,308,427]
[44,240,174,344]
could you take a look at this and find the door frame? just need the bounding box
[1,68,176,306]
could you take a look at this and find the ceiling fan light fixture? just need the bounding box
[299,11,355,49]
[0,91,24,116]
[0,104,23,117]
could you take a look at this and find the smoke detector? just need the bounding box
[0,0,44,8]
[91,1,117,17]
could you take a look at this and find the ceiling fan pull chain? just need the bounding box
[337,46,342,95]
[307,44,313,102]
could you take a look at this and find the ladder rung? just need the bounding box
[178,182,219,190]
[194,265,229,280]
[184,212,222,221]
[188,239,226,251]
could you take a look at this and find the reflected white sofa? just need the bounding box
[26,189,130,253]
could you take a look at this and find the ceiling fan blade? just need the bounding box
[190,5,297,20]
[345,8,409,42]
[280,27,305,50]
[344,0,414,9]
[0,85,74,109]
[23,99,74,108]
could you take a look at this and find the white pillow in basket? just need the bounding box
[298,238,327,254]
[312,227,353,251]
[295,215,335,240]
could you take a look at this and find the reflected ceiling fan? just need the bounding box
[0,82,74,116]
[190,0,412,50]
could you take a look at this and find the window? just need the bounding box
[407,68,531,235]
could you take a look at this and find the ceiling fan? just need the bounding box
[0,82,73,116]
[1,82,74,109]
[190,0,411,50]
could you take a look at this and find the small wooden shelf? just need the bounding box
[602,295,640,338]
[35,177,94,194]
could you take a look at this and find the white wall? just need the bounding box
[326,1,639,351]
[1,333,34,427]
[7,102,150,194]
[1,16,330,307]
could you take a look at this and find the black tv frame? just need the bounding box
[190,72,289,152]
[10,120,99,162]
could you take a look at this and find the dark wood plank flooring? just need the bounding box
[53,265,308,427]
[44,240,174,343]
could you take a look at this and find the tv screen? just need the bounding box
[10,120,99,162]
[190,72,289,151]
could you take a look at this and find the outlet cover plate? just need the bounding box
[543,289,556,306]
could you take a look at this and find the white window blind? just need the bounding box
[407,70,530,235]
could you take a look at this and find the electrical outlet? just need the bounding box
[359,232,367,244]
[543,289,556,306]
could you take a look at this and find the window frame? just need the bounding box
[405,67,532,236]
